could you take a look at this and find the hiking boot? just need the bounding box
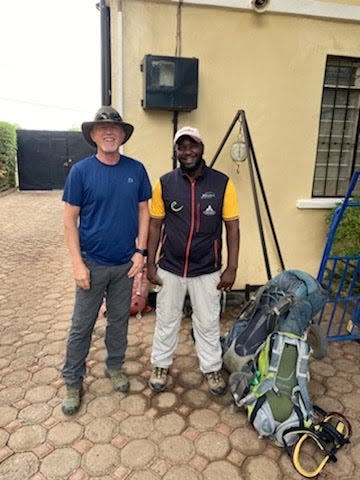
[205,370,226,396]
[149,367,168,393]
[62,386,81,415]
[105,369,129,392]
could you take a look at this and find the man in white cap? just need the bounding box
[147,126,240,396]
[61,106,151,414]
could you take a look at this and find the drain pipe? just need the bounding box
[99,0,111,106]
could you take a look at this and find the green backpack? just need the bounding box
[227,272,352,476]
[228,270,328,447]
[233,331,313,446]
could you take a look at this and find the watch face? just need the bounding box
[231,141,248,162]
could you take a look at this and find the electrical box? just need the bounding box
[141,55,199,111]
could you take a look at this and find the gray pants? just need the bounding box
[62,260,133,388]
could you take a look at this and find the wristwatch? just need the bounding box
[135,248,148,256]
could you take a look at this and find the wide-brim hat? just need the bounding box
[81,106,134,148]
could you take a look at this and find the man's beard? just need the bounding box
[179,157,203,172]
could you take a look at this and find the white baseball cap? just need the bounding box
[174,126,203,145]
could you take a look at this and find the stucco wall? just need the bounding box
[110,0,360,288]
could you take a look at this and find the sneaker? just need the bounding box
[62,386,81,415]
[205,370,226,396]
[149,367,168,393]
[105,369,129,392]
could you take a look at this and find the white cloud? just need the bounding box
[0,0,101,130]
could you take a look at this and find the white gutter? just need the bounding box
[170,0,360,22]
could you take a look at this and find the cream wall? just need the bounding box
[109,0,360,288]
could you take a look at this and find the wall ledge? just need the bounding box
[296,198,342,209]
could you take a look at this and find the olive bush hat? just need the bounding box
[81,106,134,147]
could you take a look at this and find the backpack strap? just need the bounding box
[235,333,313,421]
[293,336,313,419]
[266,332,313,419]
[239,284,269,320]
[271,294,295,316]
[249,392,267,425]
[234,334,278,408]
[283,410,352,478]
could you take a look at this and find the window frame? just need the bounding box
[312,55,360,198]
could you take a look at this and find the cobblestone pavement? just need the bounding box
[0,190,359,480]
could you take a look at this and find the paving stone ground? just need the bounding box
[0,190,359,480]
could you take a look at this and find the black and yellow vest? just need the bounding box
[158,163,229,277]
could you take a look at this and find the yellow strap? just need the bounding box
[292,432,329,478]
[292,419,347,478]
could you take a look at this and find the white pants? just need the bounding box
[151,268,222,373]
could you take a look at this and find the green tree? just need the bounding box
[0,122,17,191]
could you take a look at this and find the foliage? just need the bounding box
[0,122,17,191]
[325,198,360,256]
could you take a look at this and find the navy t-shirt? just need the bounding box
[62,155,151,266]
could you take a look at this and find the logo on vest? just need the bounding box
[201,191,215,199]
[170,201,184,213]
[203,205,216,216]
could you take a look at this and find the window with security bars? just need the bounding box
[312,55,360,197]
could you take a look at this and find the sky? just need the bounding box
[0,0,101,131]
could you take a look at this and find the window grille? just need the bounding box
[312,56,360,197]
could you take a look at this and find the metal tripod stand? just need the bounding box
[210,109,285,287]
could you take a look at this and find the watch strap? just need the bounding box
[135,248,148,256]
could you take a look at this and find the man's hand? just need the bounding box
[128,252,145,278]
[217,266,237,292]
[147,263,163,286]
[73,262,91,290]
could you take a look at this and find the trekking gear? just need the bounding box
[222,270,328,447]
[149,367,168,393]
[284,406,352,478]
[204,370,226,396]
[222,269,328,375]
[129,263,151,319]
[233,332,315,446]
[105,369,129,392]
[62,386,82,415]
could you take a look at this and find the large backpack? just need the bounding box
[222,269,328,447]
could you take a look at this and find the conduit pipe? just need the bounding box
[99,0,112,106]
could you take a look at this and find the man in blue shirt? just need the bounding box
[61,106,151,415]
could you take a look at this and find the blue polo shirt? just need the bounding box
[63,154,151,266]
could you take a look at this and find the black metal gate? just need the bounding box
[17,130,95,190]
